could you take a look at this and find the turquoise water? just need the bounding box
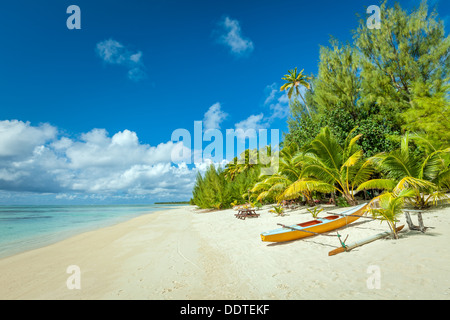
[0,204,180,259]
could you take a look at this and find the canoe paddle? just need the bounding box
[276,223,338,237]
[326,211,400,223]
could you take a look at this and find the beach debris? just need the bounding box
[404,210,432,233]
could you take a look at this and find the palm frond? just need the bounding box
[393,176,438,193]
[351,160,375,189]
[436,168,450,189]
[380,152,416,179]
[301,163,340,185]
[310,127,343,170]
[356,179,397,191]
[279,179,334,200]
[425,191,449,206]
[256,191,270,201]
[342,150,364,168]
[420,147,450,181]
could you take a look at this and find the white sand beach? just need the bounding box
[0,204,449,300]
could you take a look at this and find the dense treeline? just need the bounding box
[191,0,450,213]
[286,1,450,153]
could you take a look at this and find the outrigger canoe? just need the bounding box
[261,203,368,243]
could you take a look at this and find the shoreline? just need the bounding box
[0,204,182,260]
[0,206,184,299]
[1,204,449,299]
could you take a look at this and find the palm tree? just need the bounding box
[357,133,450,208]
[251,144,325,206]
[224,149,260,181]
[280,67,312,117]
[224,156,239,181]
[297,127,374,206]
[367,188,416,239]
[251,144,302,203]
[409,133,450,192]
[237,149,259,174]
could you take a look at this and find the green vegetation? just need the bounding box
[191,0,450,212]
[269,205,285,216]
[367,188,416,239]
[358,133,450,209]
[280,67,312,117]
[191,161,261,209]
[307,207,323,219]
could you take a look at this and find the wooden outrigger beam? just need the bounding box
[276,223,337,237]
[276,224,351,248]
[326,211,400,223]
[328,225,405,256]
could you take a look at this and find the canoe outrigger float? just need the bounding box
[261,203,368,243]
[328,225,405,256]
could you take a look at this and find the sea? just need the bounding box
[0,204,181,259]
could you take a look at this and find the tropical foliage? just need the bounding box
[280,67,312,117]
[191,1,450,212]
[358,133,450,209]
[191,162,261,209]
[251,144,325,206]
[299,127,374,206]
[284,0,450,155]
[367,188,415,239]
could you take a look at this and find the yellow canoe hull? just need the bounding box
[261,204,368,243]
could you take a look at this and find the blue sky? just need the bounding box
[0,0,449,204]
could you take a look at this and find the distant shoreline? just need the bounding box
[154,201,190,205]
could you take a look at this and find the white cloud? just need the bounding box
[233,113,268,140]
[227,83,289,140]
[0,120,200,201]
[234,113,267,132]
[203,102,228,131]
[0,120,57,158]
[217,16,254,56]
[264,83,290,121]
[96,39,146,81]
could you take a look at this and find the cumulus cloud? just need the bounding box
[234,113,267,132]
[226,84,289,140]
[0,120,199,201]
[96,39,146,81]
[203,102,228,131]
[217,16,254,57]
[264,83,290,121]
[0,120,57,158]
[233,113,267,140]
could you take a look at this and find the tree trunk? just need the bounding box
[331,191,336,206]
[343,193,358,206]
[306,197,316,207]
